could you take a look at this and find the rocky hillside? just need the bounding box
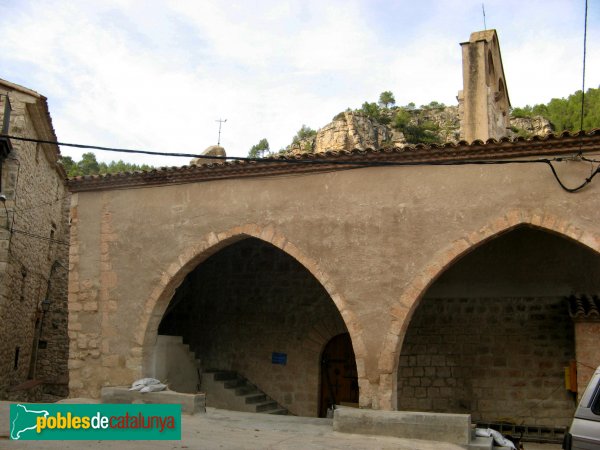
[287,105,553,154]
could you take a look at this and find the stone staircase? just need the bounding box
[202,370,288,415]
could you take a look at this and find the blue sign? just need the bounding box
[272,352,287,365]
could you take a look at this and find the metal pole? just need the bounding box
[216,118,227,146]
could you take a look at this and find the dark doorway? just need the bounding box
[397,226,600,427]
[319,333,358,417]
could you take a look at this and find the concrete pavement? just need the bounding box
[0,401,562,449]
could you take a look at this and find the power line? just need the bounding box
[7,227,69,246]
[12,194,69,214]
[2,133,600,193]
[580,0,588,133]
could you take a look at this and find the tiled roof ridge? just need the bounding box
[66,129,600,192]
[567,294,600,321]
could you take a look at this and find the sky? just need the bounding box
[0,0,598,167]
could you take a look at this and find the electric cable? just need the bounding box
[577,0,589,158]
[12,194,69,214]
[6,227,69,246]
[2,133,600,193]
[580,0,588,134]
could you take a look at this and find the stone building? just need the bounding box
[65,30,600,428]
[0,79,70,401]
[67,128,600,428]
[0,27,581,434]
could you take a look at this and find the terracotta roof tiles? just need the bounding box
[567,295,600,321]
[67,129,600,192]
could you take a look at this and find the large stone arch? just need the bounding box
[377,209,600,410]
[133,223,369,404]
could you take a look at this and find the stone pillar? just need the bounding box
[574,321,600,398]
[458,29,511,142]
[568,295,600,399]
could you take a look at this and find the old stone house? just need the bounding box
[0,79,70,401]
[66,30,600,431]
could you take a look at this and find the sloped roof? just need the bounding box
[67,129,600,192]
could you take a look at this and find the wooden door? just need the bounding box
[319,333,359,417]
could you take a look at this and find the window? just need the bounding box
[14,346,20,370]
[591,382,600,415]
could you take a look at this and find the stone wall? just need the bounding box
[0,84,69,399]
[158,238,348,417]
[33,194,70,397]
[574,321,600,398]
[397,297,576,426]
[66,147,600,409]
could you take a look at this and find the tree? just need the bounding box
[292,125,316,145]
[360,102,380,119]
[393,109,411,129]
[60,156,77,177]
[510,87,600,132]
[392,108,441,144]
[379,91,396,108]
[359,102,391,124]
[59,153,154,176]
[423,101,445,109]
[77,152,100,175]
[248,138,270,158]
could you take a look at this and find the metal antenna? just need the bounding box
[482,3,487,30]
[216,118,227,146]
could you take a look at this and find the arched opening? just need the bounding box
[397,225,600,427]
[154,237,352,417]
[487,50,495,86]
[319,333,358,417]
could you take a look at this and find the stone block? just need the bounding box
[100,387,206,415]
[333,407,471,445]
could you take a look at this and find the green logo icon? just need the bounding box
[10,403,181,440]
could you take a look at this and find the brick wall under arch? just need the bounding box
[377,209,600,410]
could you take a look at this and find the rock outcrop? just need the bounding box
[312,111,402,153]
[190,145,226,165]
[509,115,554,137]
[287,107,554,155]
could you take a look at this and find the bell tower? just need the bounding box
[458,30,511,142]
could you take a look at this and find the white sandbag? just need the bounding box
[140,383,167,393]
[128,377,161,391]
[475,428,490,437]
[475,428,515,449]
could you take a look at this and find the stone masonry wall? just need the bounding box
[574,321,600,399]
[33,194,70,397]
[159,238,348,417]
[0,88,69,399]
[397,297,576,427]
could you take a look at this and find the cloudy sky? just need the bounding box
[0,0,598,166]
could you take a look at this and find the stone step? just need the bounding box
[200,368,289,415]
[213,371,238,381]
[245,393,267,404]
[255,401,278,412]
[235,385,258,396]
[224,378,246,389]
